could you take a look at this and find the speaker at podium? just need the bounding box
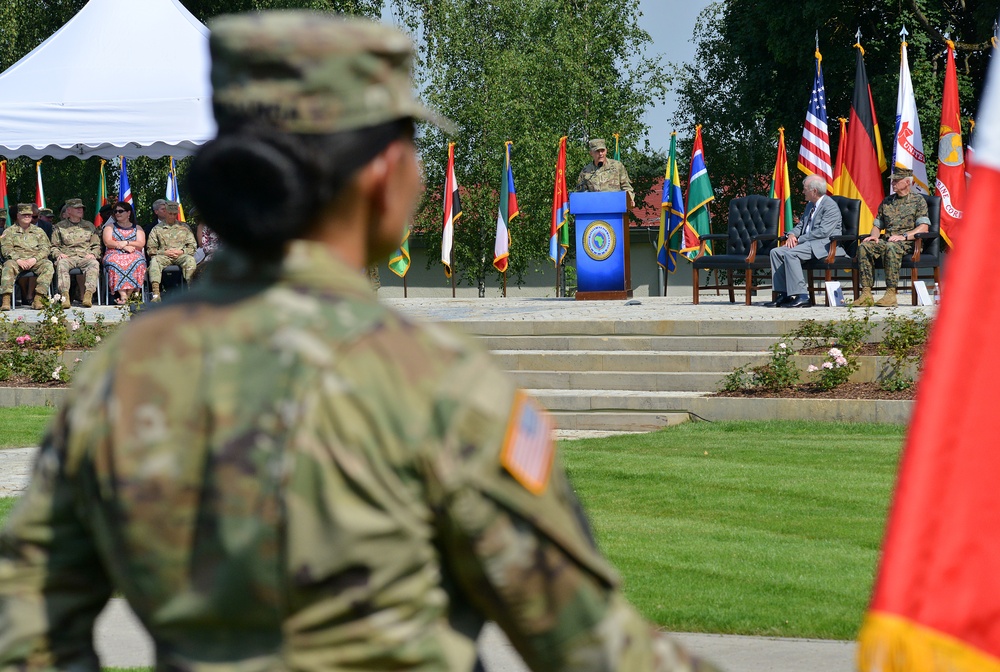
[568,190,633,300]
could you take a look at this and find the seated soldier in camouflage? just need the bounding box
[856,167,931,308]
[0,203,54,311]
[146,201,196,301]
[574,138,635,207]
[50,197,101,308]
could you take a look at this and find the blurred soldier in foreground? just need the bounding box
[0,12,720,672]
[0,203,53,310]
[50,198,101,308]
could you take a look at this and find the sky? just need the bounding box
[637,0,714,152]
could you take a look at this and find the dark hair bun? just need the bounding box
[187,134,316,257]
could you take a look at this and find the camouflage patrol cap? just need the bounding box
[588,139,608,151]
[891,167,914,181]
[165,201,180,214]
[65,198,84,208]
[39,208,53,217]
[208,11,454,135]
[17,204,33,215]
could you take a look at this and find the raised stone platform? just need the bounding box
[387,296,925,430]
[0,297,927,430]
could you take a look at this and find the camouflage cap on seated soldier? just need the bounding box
[588,138,607,152]
[208,11,454,135]
[38,208,53,218]
[165,201,181,214]
[890,167,914,181]
[17,204,33,216]
[64,198,84,209]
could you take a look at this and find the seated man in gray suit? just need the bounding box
[764,174,845,308]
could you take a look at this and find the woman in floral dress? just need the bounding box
[102,202,146,304]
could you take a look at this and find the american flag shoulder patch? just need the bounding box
[500,392,556,495]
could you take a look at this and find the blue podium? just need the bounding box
[569,191,632,300]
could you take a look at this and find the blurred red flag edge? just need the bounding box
[856,33,1000,672]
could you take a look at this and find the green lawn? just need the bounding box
[0,406,55,448]
[0,415,903,641]
[562,420,904,640]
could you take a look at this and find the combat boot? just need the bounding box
[31,291,45,310]
[151,282,161,302]
[81,291,92,308]
[875,288,898,307]
[61,294,70,309]
[0,295,10,312]
[854,288,875,307]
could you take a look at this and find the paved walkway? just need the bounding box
[382,295,932,323]
[95,598,855,671]
[2,294,933,325]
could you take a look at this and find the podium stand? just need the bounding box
[569,191,632,300]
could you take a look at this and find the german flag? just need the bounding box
[840,44,886,234]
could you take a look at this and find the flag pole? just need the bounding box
[502,271,507,298]
[450,250,456,298]
[403,274,408,298]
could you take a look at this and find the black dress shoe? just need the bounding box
[763,292,787,308]
[780,294,812,308]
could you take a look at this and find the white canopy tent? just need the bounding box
[0,0,216,160]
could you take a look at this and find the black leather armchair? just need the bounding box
[898,194,943,304]
[802,196,862,305]
[692,195,781,305]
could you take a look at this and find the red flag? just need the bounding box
[857,42,1000,672]
[832,117,849,196]
[840,44,886,234]
[935,40,967,248]
[0,161,9,228]
[441,142,462,278]
[549,136,570,265]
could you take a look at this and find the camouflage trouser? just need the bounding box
[0,259,54,295]
[149,254,196,283]
[366,264,380,290]
[55,256,100,292]
[858,239,914,289]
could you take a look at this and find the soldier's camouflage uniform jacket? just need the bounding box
[147,222,197,257]
[0,225,50,263]
[0,240,718,672]
[50,219,100,259]
[574,158,634,203]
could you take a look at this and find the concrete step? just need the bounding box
[509,370,725,393]
[492,350,767,373]
[549,411,691,432]
[478,334,778,352]
[460,319,807,338]
[529,389,707,412]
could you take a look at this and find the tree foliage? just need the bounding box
[391,0,668,294]
[672,0,995,230]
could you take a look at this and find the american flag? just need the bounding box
[797,50,834,190]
